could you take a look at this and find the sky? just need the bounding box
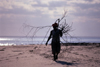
[0,0,100,37]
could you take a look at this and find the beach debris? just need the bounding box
[29,50,33,52]
[34,46,38,49]
[0,48,6,51]
[96,43,100,47]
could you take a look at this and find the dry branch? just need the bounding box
[23,10,73,44]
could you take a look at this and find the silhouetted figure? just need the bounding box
[46,22,63,61]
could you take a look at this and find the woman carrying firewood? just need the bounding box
[46,20,63,61]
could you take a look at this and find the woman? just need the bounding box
[46,22,63,61]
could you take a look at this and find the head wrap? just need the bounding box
[52,23,58,27]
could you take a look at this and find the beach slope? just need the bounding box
[0,44,100,67]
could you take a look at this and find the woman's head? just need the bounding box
[52,23,58,30]
[52,23,58,27]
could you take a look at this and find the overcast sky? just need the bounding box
[0,0,100,37]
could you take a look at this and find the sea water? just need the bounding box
[0,36,100,46]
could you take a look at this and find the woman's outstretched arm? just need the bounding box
[45,31,52,46]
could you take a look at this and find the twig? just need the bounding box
[22,10,73,44]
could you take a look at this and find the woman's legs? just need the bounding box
[52,42,60,61]
[53,53,56,61]
[53,53,58,61]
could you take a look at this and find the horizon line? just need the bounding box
[0,36,100,38]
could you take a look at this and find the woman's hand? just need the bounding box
[45,42,48,46]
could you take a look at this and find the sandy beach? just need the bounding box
[0,43,100,67]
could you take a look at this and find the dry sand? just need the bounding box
[0,44,100,67]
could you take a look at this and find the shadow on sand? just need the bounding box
[55,60,76,65]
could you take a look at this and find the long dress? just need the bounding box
[51,29,62,54]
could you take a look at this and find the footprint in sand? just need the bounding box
[40,53,52,59]
[73,52,79,55]
[29,50,33,52]
[12,50,22,52]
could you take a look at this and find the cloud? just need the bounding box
[48,1,67,7]
[0,7,43,17]
[0,0,100,36]
[66,0,100,4]
[65,0,100,23]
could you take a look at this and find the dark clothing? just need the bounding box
[50,29,62,54]
[46,25,63,61]
[51,41,60,54]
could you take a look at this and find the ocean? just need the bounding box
[0,36,100,46]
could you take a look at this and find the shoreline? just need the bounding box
[0,43,100,46]
[62,43,100,46]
